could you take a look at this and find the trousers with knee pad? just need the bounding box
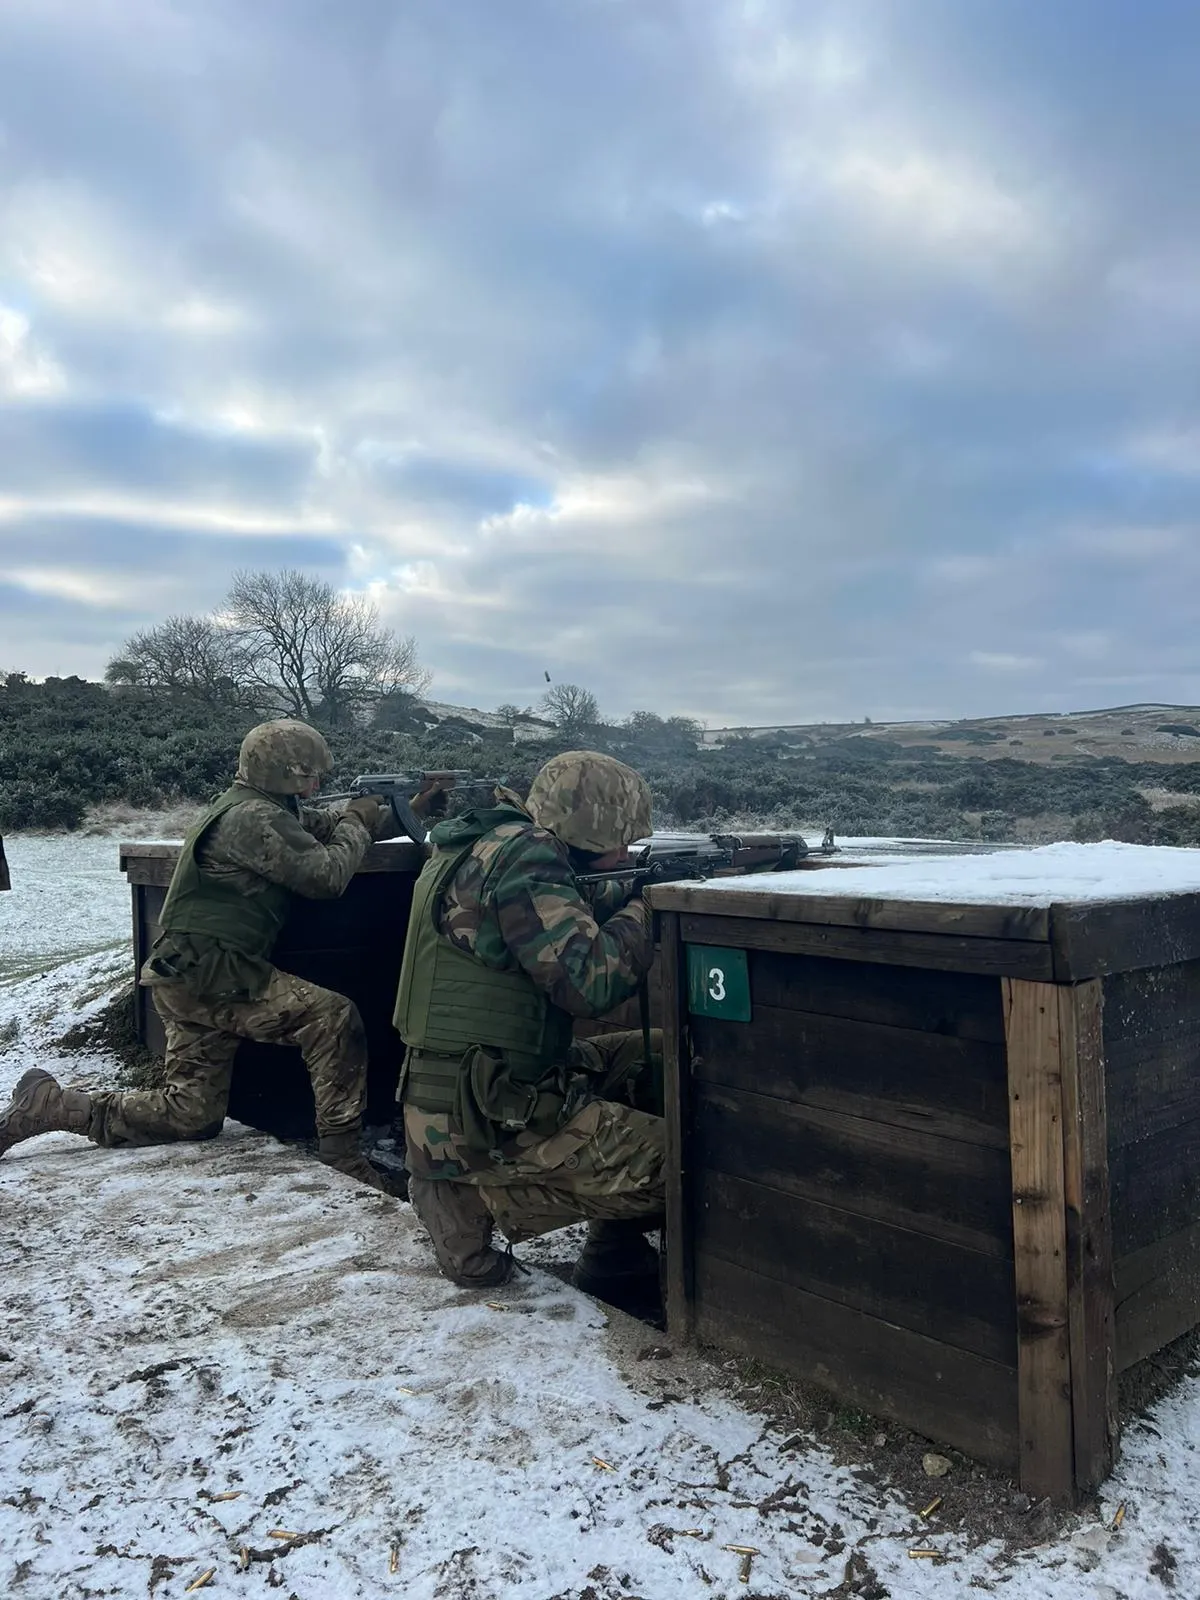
[87,968,369,1147]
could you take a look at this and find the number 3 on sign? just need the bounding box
[686,945,751,1021]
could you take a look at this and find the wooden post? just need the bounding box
[1004,978,1074,1501]
[1058,980,1117,1490]
[660,911,694,1340]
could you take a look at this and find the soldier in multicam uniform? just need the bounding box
[395,749,665,1297]
[0,719,398,1189]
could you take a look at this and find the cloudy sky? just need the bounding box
[1,0,1198,726]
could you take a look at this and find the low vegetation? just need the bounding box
[4,669,1200,846]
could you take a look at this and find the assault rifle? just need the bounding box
[317,770,505,845]
[575,829,834,892]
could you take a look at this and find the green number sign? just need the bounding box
[686,944,751,1022]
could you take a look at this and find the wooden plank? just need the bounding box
[1004,978,1074,1502]
[1058,980,1116,1491]
[1103,962,1200,1147]
[692,1005,1009,1148]
[274,880,418,950]
[693,1254,1019,1470]
[749,949,1007,1043]
[677,912,1055,980]
[660,912,692,1341]
[696,1170,1016,1364]
[1115,1217,1200,1371]
[653,881,1050,942]
[122,858,177,888]
[131,883,150,1052]
[1051,893,1200,982]
[693,1083,1014,1259]
[1107,1117,1200,1255]
[119,839,427,881]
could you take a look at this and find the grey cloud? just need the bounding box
[1,1,1199,719]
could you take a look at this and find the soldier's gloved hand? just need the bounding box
[344,794,387,837]
[410,775,455,821]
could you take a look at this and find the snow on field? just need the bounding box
[699,839,1200,907]
[4,843,1200,1596]
[0,834,131,982]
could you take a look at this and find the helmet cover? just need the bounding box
[237,719,333,795]
[525,749,652,854]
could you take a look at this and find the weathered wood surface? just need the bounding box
[1004,978,1074,1502]
[695,1169,1016,1363]
[677,912,1055,980]
[694,1255,1019,1470]
[660,913,693,1341]
[654,881,1050,942]
[749,949,1007,1043]
[120,840,427,886]
[694,1083,1014,1258]
[1051,893,1200,982]
[1058,980,1116,1491]
[1108,1120,1200,1256]
[1115,1217,1200,1371]
[1103,961,1200,1146]
[691,1005,1008,1148]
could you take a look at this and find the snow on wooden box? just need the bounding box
[650,841,1200,1505]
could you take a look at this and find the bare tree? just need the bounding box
[540,682,600,740]
[223,568,429,726]
[105,616,247,705]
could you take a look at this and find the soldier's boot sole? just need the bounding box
[0,1069,92,1158]
[409,1175,515,1288]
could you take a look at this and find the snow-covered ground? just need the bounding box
[3,840,1200,1597]
[0,834,130,982]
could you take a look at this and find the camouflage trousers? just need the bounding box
[403,1029,665,1243]
[87,969,369,1147]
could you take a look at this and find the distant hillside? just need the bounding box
[6,680,1200,847]
[703,704,1200,765]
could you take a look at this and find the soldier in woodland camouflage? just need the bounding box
[395,749,665,1296]
[0,719,399,1189]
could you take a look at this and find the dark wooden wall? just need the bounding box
[1105,957,1200,1370]
[131,870,416,1135]
[684,947,1020,1468]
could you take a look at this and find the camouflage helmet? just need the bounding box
[237,719,332,795]
[526,750,652,854]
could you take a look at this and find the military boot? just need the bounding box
[572,1217,664,1319]
[317,1129,405,1195]
[408,1175,514,1288]
[0,1069,92,1158]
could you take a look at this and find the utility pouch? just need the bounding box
[455,1046,541,1155]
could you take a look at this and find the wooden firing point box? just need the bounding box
[650,843,1200,1504]
[120,840,427,1134]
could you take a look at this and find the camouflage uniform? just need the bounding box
[0,721,392,1187]
[396,750,664,1286]
[90,786,374,1147]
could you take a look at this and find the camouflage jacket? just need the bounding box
[141,783,372,1000]
[433,791,653,1021]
